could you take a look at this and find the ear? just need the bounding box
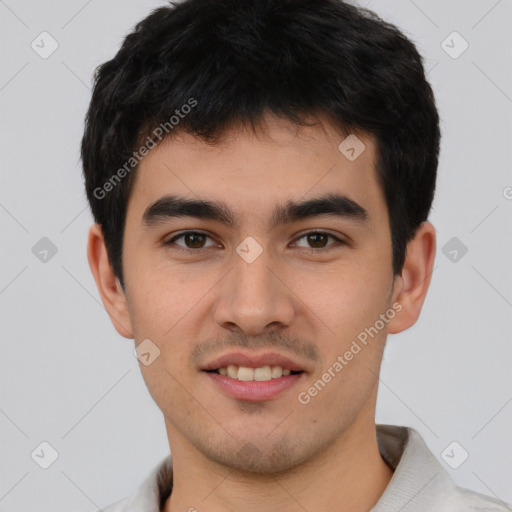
[387,221,436,334]
[87,223,134,339]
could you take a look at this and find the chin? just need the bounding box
[198,433,318,475]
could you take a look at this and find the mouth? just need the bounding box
[201,352,307,401]
[204,365,303,381]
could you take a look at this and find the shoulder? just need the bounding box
[451,486,512,511]
[374,425,511,512]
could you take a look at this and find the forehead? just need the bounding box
[127,114,387,231]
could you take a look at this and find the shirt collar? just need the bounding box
[372,425,455,511]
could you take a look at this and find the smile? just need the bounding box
[208,364,302,381]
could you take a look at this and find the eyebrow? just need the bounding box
[141,193,369,230]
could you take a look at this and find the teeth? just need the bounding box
[271,366,283,378]
[227,364,238,379]
[237,366,254,381]
[254,366,271,381]
[216,365,297,381]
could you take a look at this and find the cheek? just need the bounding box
[126,259,204,336]
[300,264,391,343]
[126,265,211,380]
[299,270,389,414]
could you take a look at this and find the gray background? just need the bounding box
[0,0,511,510]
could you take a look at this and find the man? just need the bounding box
[82,0,510,510]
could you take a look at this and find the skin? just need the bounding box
[88,112,436,512]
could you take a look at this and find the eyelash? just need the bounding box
[163,230,346,253]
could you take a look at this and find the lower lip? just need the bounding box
[203,371,305,401]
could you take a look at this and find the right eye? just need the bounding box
[163,231,220,252]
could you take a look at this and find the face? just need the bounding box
[119,113,402,473]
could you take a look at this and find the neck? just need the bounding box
[164,418,393,512]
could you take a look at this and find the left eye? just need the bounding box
[293,231,343,250]
[164,231,344,251]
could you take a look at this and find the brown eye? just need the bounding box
[294,231,344,250]
[306,233,329,248]
[164,231,217,250]
[182,233,207,248]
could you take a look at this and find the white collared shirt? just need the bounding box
[97,424,511,512]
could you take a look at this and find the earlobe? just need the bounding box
[87,223,134,339]
[387,221,436,335]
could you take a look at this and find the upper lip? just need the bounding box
[201,351,306,372]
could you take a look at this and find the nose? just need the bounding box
[213,247,297,336]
